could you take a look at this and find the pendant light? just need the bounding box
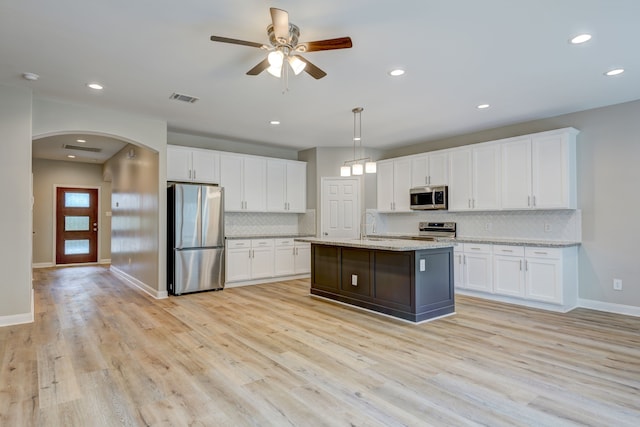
[340,107,376,176]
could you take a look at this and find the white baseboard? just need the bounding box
[225,273,310,288]
[110,266,168,299]
[578,298,640,317]
[0,288,34,327]
[99,258,111,265]
[32,262,54,269]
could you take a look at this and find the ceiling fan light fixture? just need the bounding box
[267,64,282,78]
[288,55,306,75]
[268,50,284,67]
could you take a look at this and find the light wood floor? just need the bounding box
[1,266,639,426]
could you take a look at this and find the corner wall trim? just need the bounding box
[110,266,168,299]
[0,289,34,327]
[578,298,640,318]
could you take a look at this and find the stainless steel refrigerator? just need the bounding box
[167,183,224,295]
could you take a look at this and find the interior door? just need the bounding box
[321,178,359,238]
[56,187,99,264]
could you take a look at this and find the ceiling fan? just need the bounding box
[210,7,352,80]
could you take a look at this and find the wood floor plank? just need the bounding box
[2,265,639,426]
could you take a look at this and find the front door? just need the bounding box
[321,178,360,238]
[56,187,99,264]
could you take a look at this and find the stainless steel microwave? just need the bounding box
[410,185,448,210]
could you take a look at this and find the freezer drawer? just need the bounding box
[172,248,224,295]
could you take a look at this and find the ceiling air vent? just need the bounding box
[63,144,102,153]
[170,92,199,103]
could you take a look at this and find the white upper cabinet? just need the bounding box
[377,157,412,212]
[501,128,578,210]
[220,153,266,212]
[411,151,449,187]
[266,159,307,213]
[167,145,219,184]
[448,143,501,211]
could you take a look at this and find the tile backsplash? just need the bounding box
[372,209,581,241]
[225,209,316,237]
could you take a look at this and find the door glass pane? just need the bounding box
[65,192,90,208]
[65,216,90,231]
[64,240,90,255]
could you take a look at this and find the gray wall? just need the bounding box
[32,159,112,265]
[105,144,160,292]
[383,99,640,308]
[0,85,32,323]
[168,131,298,160]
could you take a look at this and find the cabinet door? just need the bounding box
[531,133,570,209]
[501,137,532,209]
[411,155,428,187]
[191,149,219,184]
[243,157,267,211]
[251,247,274,279]
[473,144,501,210]
[294,243,311,274]
[275,246,295,276]
[493,255,525,297]
[226,248,251,282]
[428,151,449,186]
[393,157,412,211]
[220,154,244,211]
[286,161,306,212]
[448,149,473,211]
[266,160,287,212]
[167,146,193,182]
[377,160,395,211]
[453,250,465,290]
[464,252,492,292]
[525,256,562,304]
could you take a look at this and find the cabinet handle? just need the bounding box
[525,260,528,271]
[468,199,471,208]
[463,255,466,265]
[533,251,548,255]
[472,199,475,208]
[469,247,481,251]
[519,260,523,271]
[502,249,513,253]
[532,195,536,207]
[193,170,196,180]
[528,195,531,207]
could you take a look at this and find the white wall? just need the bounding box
[32,159,112,265]
[168,131,298,160]
[383,99,640,309]
[0,85,33,325]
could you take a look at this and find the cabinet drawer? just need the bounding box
[227,239,251,249]
[525,247,561,259]
[463,243,492,254]
[274,238,294,247]
[493,245,524,256]
[294,242,310,249]
[252,239,274,248]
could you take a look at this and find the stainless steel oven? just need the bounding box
[410,185,448,210]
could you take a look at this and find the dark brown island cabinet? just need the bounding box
[309,243,455,322]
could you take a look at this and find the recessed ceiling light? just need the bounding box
[604,68,625,76]
[76,139,86,143]
[477,104,490,109]
[270,120,280,125]
[570,34,592,44]
[22,72,39,81]
[87,83,103,90]
[67,155,76,159]
[389,69,405,77]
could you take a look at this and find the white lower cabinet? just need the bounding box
[457,242,578,311]
[227,238,311,286]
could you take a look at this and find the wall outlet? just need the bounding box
[544,223,552,232]
[485,222,492,231]
[613,279,622,291]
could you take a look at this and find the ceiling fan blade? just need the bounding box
[270,8,289,42]
[210,35,265,49]
[297,37,353,52]
[246,58,270,76]
[297,56,327,79]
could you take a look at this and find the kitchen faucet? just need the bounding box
[360,211,377,240]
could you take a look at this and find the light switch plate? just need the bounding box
[351,274,358,286]
[419,259,426,271]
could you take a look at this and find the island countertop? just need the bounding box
[294,236,454,251]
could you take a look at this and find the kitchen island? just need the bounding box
[295,237,455,323]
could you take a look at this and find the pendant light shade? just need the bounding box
[340,107,376,176]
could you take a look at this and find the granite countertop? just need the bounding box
[294,236,454,251]
[225,234,315,240]
[367,233,581,248]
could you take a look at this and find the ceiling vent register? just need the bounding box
[170,92,199,103]
[63,144,102,153]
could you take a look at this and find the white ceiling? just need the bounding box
[2,0,639,154]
